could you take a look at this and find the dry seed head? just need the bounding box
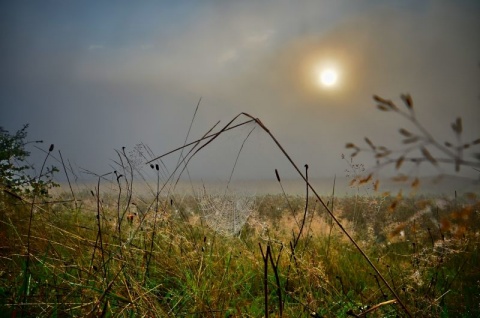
[365,137,375,150]
[126,213,135,223]
[377,104,391,111]
[349,177,358,186]
[359,173,372,185]
[451,117,463,134]
[421,147,437,166]
[373,94,397,110]
[375,151,391,158]
[411,177,420,189]
[400,93,413,109]
[373,94,391,104]
[49,144,54,152]
[399,128,413,137]
[395,156,405,170]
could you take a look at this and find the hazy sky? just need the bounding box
[1,1,479,183]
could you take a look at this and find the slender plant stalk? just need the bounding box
[146,119,255,164]
[144,164,160,282]
[114,170,123,242]
[23,144,54,305]
[88,172,111,282]
[268,244,284,317]
[121,147,134,210]
[58,150,77,210]
[175,98,201,180]
[326,175,336,259]
[87,264,126,316]
[259,243,269,318]
[293,164,309,249]
[150,113,412,317]
[241,113,412,317]
[275,169,300,229]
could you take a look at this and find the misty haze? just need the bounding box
[1,1,479,317]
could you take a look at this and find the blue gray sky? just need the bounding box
[1,0,479,182]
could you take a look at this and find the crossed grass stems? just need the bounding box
[137,94,478,316]
[143,111,411,317]
[9,94,479,316]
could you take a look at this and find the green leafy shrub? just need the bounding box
[0,124,58,197]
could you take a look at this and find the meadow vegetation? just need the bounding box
[1,95,479,317]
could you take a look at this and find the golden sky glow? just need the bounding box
[1,1,479,179]
[319,68,338,87]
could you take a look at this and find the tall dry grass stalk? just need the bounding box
[148,112,412,317]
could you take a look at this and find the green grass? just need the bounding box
[0,188,479,317]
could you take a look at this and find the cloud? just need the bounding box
[1,0,479,180]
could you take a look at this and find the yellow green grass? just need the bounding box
[1,187,478,317]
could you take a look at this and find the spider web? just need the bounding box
[197,188,255,236]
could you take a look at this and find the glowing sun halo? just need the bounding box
[319,68,338,87]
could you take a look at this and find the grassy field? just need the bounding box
[1,178,479,317]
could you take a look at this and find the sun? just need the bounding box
[318,68,338,87]
[303,57,346,94]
